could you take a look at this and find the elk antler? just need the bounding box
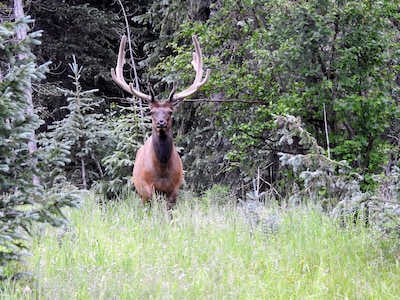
[172,36,210,104]
[111,35,152,102]
[111,35,210,104]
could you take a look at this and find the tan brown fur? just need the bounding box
[133,101,182,209]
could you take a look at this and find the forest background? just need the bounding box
[1,0,400,280]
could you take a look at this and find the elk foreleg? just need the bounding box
[167,191,178,210]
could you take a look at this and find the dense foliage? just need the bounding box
[0,0,398,203]
[2,0,399,200]
[160,0,400,192]
[1,0,400,280]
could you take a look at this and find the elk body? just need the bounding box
[111,35,210,209]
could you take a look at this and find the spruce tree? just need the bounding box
[0,17,81,279]
[42,56,108,189]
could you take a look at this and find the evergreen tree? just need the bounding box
[0,17,80,279]
[42,56,108,189]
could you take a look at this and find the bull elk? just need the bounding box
[111,35,210,209]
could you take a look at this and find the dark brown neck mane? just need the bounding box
[152,129,173,164]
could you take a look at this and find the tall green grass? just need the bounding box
[2,193,400,299]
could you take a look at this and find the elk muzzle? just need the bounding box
[156,119,167,128]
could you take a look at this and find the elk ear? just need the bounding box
[147,83,156,103]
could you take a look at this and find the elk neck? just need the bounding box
[151,127,174,164]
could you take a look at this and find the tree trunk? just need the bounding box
[14,0,40,186]
[81,157,87,190]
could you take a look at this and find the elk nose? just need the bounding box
[157,120,167,128]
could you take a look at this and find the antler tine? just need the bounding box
[111,35,152,102]
[168,81,178,101]
[172,36,210,103]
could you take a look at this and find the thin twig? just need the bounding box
[181,98,267,104]
[116,0,144,115]
[108,96,268,105]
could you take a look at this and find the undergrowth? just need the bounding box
[1,191,399,299]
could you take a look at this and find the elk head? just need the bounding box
[110,35,210,209]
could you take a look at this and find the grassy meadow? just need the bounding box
[2,192,400,299]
